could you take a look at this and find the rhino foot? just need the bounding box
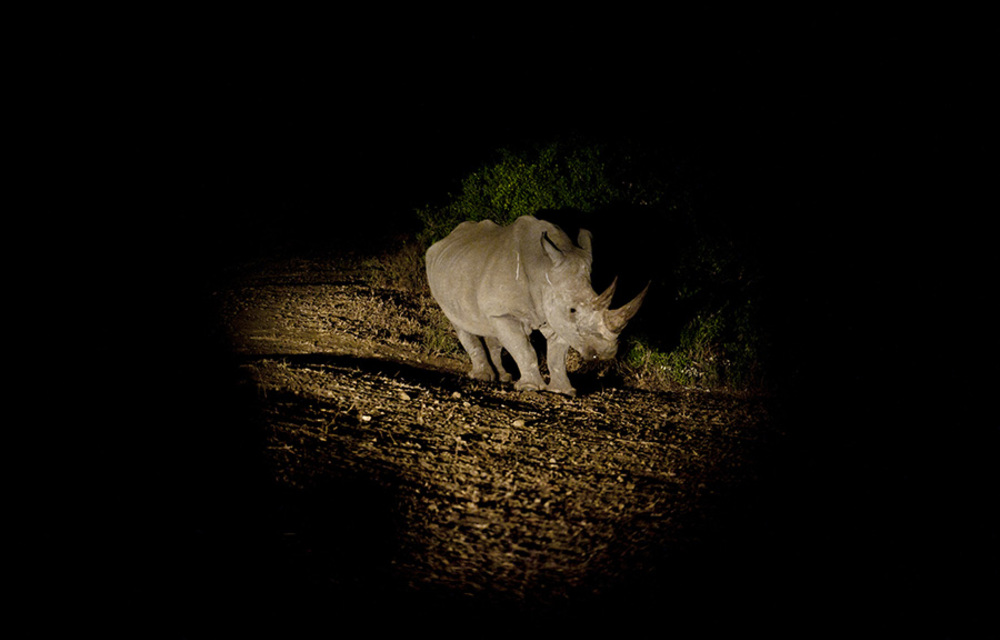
[546,384,577,398]
[468,368,496,382]
[514,378,544,392]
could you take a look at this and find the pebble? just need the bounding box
[512,419,526,428]
[451,391,462,399]
[399,391,412,401]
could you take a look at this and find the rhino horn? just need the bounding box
[594,276,618,309]
[604,282,650,333]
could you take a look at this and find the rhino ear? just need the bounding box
[541,232,564,265]
[577,229,594,267]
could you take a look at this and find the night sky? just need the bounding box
[156,11,987,288]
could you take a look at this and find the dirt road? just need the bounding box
[182,251,785,632]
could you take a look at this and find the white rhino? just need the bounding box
[425,215,648,396]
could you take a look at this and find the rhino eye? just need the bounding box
[569,307,577,315]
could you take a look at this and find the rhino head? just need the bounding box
[540,229,649,362]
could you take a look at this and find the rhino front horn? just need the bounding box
[605,282,650,333]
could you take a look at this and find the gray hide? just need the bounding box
[425,215,648,396]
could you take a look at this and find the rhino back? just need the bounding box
[426,217,547,335]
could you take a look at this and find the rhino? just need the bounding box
[425,215,648,397]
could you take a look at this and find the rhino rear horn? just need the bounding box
[604,282,650,333]
[594,276,618,309]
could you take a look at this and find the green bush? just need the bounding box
[624,297,766,390]
[416,141,643,245]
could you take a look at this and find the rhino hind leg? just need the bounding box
[484,336,513,383]
[455,328,496,382]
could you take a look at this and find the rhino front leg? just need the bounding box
[492,317,546,391]
[484,336,513,382]
[545,334,576,397]
[455,328,496,381]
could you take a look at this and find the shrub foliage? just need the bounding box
[417,141,646,245]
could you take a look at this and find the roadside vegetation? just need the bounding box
[366,137,770,392]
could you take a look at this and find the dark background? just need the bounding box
[111,8,993,635]
[157,10,991,412]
